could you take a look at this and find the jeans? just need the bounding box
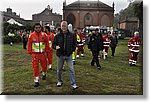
[57,55,77,86]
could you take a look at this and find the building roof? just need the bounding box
[64,0,113,10]
[33,8,61,16]
[121,17,138,23]
[1,8,24,20]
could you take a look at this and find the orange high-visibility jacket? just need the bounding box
[27,31,50,54]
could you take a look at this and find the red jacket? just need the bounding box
[47,32,55,49]
[128,37,141,52]
[103,35,110,47]
[78,33,84,41]
[27,31,50,54]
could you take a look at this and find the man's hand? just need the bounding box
[56,45,60,50]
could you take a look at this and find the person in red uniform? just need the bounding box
[128,31,141,66]
[102,33,110,59]
[75,29,84,58]
[27,23,50,87]
[44,26,55,70]
[76,32,84,57]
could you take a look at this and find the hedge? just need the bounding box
[3,34,22,44]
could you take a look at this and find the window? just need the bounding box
[84,13,93,26]
[85,13,92,21]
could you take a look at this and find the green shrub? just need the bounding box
[3,34,22,44]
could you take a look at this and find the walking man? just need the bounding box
[76,31,84,58]
[110,32,118,56]
[8,29,15,46]
[27,23,50,87]
[44,25,55,70]
[52,21,78,90]
[102,33,110,59]
[88,31,102,69]
[22,30,28,49]
[128,31,141,66]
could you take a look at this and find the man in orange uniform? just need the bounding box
[27,23,50,87]
[128,31,141,66]
[44,26,55,70]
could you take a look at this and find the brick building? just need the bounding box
[118,17,139,32]
[32,5,62,27]
[1,8,25,24]
[63,0,114,29]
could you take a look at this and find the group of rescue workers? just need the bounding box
[9,20,141,89]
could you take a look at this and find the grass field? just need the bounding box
[2,39,143,95]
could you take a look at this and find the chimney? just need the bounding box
[47,5,50,10]
[7,8,12,13]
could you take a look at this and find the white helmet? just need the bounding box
[134,31,139,37]
[68,24,73,33]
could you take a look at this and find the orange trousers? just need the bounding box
[32,53,47,77]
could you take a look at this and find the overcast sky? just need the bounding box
[0,0,131,20]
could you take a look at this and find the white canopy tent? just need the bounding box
[7,18,23,26]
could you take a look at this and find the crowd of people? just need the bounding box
[7,29,31,49]
[8,21,142,89]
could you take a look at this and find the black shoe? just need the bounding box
[34,82,39,87]
[42,75,46,80]
[73,61,76,65]
[91,63,94,66]
[129,64,133,66]
[130,64,136,66]
[132,64,136,66]
[49,68,52,70]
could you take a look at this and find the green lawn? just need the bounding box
[2,39,143,95]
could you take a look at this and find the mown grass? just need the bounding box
[2,39,143,95]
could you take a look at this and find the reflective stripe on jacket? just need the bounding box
[128,37,141,52]
[32,42,46,52]
[27,31,50,54]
